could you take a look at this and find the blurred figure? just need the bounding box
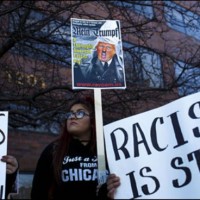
[1,155,19,199]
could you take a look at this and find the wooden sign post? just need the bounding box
[94,88,107,184]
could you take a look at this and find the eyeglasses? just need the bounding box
[65,110,90,120]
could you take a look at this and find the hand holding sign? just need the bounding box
[1,155,18,175]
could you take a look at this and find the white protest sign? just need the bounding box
[104,92,200,199]
[0,112,8,200]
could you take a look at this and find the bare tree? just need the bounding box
[1,0,200,133]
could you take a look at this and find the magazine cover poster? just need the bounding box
[71,18,126,89]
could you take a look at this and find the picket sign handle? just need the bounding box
[94,88,107,184]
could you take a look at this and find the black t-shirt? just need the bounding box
[55,139,98,198]
[31,139,108,199]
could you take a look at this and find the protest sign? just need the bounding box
[71,18,126,89]
[0,112,8,200]
[104,92,200,199]
[71,18,126,184]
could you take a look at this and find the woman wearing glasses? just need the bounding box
[31,96,120,199]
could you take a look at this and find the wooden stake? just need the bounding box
[94,88,107,184]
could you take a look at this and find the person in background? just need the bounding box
[31,96,120,199]
[1,155,19,199]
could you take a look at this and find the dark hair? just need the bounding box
[52,96,96,184]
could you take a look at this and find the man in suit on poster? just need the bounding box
[73,38,125,87]
[84,37,125,86]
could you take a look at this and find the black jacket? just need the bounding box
[31,139,108,199]
[73,53,125,88]
[6,170,18,199]
[88,54,125,85]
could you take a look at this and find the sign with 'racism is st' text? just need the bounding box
[104,92,200,199]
